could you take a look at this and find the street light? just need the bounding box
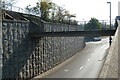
[107,2,112,45]
[83,19,86,27]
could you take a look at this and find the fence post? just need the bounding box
[0,1,3,79]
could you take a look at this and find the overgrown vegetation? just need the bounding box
[2,0,16,9]
[25,1,77,25]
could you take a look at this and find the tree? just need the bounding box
[25,1,52,21]
[49,2,57,22]
[2,0,16,10]
[25,3,41,15]
[40,2,53,21]
[55,6,66,23]
[85,18,102,30]
[25,5,32,14]
[25,1,77,24]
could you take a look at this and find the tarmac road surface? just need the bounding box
[44,37,109,78]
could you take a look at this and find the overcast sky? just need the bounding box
[14,0,120,21]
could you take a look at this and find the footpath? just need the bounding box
[99,26,119,78]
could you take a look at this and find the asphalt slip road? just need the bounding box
[44,37,109,78]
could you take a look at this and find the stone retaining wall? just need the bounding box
[2,20,85,79]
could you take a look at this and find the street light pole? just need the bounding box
[107,2,112,45]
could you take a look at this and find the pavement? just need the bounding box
[99,27,119,78]
[42,37,109,78]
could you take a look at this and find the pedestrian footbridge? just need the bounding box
[0,9,118,79]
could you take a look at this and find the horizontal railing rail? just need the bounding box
[30,30,116,38]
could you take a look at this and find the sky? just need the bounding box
[14,0,120,22]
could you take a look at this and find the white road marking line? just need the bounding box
[88,59,90,61]
[0,64,2,67]
[79,66,84,70]
[64,69,69,72]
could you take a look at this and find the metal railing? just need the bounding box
[1,3,38,16]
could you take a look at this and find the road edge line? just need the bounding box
[32,48,84,79]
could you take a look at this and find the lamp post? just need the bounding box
[107,2,112,45]
[83,19,86,27]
